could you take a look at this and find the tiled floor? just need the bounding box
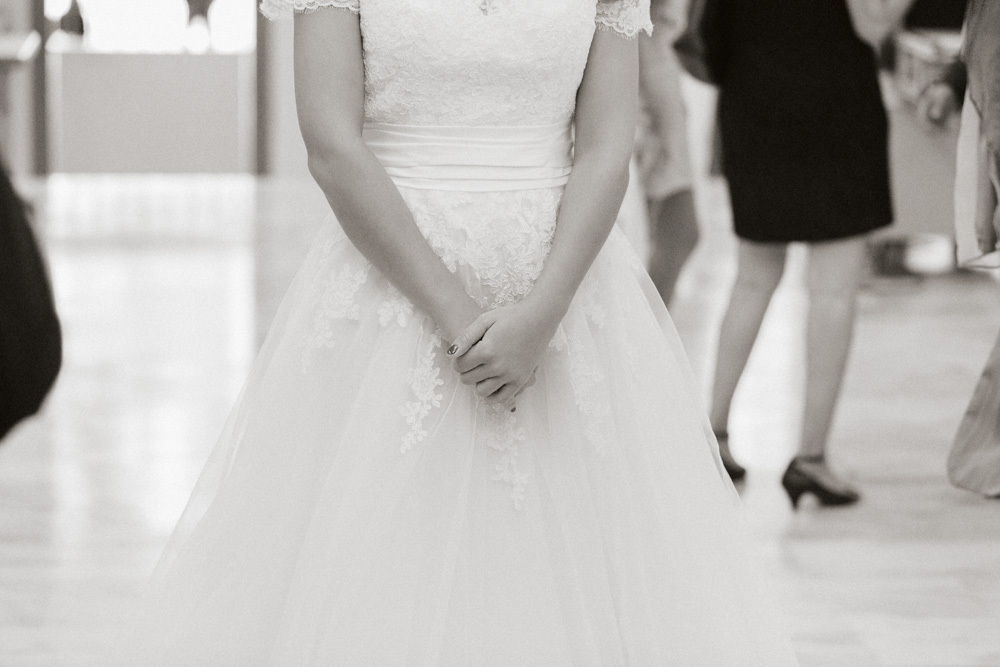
[1,172,998,666]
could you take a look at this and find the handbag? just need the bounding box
[0,165,62,441]
[953,90,1000,268]
[673,0,726,85]
[948,327,1000,498]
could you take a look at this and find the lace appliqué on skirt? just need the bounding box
[568,345,614,457]
[481,403,530,509]
[400,330,445,453]
[378,285,414,328]
[302,253,370,372]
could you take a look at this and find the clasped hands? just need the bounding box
[445,300,559,412]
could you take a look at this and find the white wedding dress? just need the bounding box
[112,1,799,664]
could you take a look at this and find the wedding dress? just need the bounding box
[112,1,800,664]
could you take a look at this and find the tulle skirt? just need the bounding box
[111,183,798,665]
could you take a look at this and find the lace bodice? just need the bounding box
[261,0,652,126]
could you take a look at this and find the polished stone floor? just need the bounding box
[1,171,999,666]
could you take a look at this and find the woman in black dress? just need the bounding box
[709,0,907,505]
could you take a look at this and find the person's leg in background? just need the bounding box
[637,9,697,307]
[709,239,789,480]
[781,236,867,507]
[646,188,699,308]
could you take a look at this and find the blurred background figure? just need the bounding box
[0,158,61,442]
[915,60,965,130]
[907,0,969,134]
[706,0,913,503]
[947,0,1000,498]
[636,0,698,308]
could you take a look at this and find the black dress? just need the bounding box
[717,0,894,243]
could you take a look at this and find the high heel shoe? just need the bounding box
[714,432,747,482]
[781,455,860,509]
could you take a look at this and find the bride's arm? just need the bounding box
[526,27,639,322]
[294,9,482,341]
[449,28,638,406]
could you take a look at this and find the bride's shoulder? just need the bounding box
[259,0,359,21]
[594,0,654,39]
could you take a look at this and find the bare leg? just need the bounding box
[709,239,788,437]
[646,188,699,308]
[800,237,867,458]
[789,236,867,499]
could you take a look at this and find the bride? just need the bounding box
[112,0,799,664]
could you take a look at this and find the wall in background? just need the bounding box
[0,3,315,177]
[48,50,255,173]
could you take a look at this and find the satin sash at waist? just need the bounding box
[362,122,573,192]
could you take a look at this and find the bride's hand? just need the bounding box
[447,301,558,408]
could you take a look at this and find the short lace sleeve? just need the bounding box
[595,0,654,38]
[259,0,358,21]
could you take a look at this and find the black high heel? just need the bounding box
[781,455,860,509]
[714,432,747,482]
